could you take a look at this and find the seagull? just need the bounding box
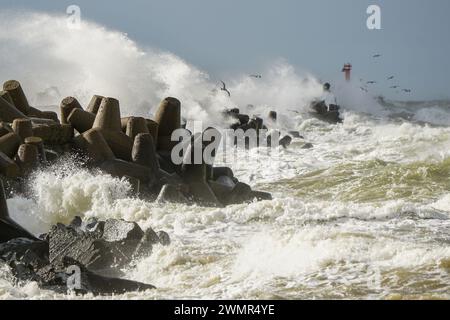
[360,87,368,92]
[373,54,382,58]
[220,81,231,97]
[387,76,395,80]
[402,89,412,93]
[366,81,377,84]
[250,74,262,79]
[390,85,400,89]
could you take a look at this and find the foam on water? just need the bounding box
[1,11,450,300]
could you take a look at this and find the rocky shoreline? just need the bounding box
[0,80,281,295]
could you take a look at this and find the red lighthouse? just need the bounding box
[342,63,352,81]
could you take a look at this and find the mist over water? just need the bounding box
[1,11,450,300]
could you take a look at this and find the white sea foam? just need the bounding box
[1,11,450,300]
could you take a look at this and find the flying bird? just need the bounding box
[366,81,377,84]
[220,81,231,97]
[402,89,412,93]
[387,76,395,80]
[360,87,368,92]
[390,85,400,89]
[373,54,382,58]
[250,74,262,79]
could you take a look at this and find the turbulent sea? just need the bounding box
[1,12,450,300]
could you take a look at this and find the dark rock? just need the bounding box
[48,223,103,269]
[157,231,170,246]
[302,142,314,149]
[288,131,304,139]
[3,80,30,115]
[102,219,144,243]
[279,135,292,148]
[212,167,234,181]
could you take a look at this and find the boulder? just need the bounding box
[288,131,304,139]
[0,90,14,105]
[93,97,122,132]
[0,122,13,137]
[0,151,21,178]
[279,135,292,148]
[100,129,134,161]
[126,117,149,140]
[157,231,170,246]
[47,218,148,272]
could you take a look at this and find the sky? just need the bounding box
[1,0,449,100]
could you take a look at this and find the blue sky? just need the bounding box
[1,0,449,100]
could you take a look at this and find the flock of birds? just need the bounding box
[218,54,413,99]
[359,54,412,94]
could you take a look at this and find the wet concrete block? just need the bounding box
[73,128,115,164]
[132,133,159,173]
[15,144,39,174]
[100,159,157,184]
[93,97,122,132]
[24,136,47,162]
[3,80,30,115]
[154,97,181,152]
[67,108,95,134]
[12,118,33,142]
[86,95,104,115]
[100,129,134,161]
[126,116,149,140]
[0,132,21,158]
[0,151,21,178]
[0,95,28,123]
